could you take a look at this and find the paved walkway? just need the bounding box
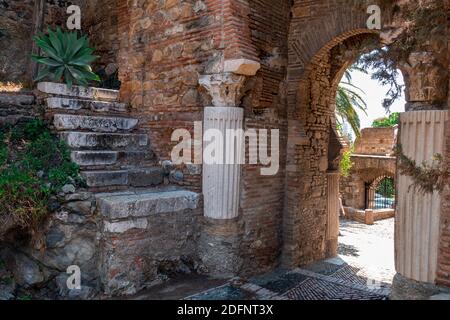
[134,217,395,300]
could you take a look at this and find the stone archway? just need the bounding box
[283,3,390,267]
[283,1,449,299]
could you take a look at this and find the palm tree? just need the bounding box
[335,67,368,138]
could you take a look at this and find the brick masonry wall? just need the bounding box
[354,127,397,156]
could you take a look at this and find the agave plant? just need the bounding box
[32,28,100,88]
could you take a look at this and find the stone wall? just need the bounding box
[0,0,123,86]
[0,92,37,127]
[0,0,34,83]
[354,127,397,156]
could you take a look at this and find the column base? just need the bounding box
[198,217,243,278]
[326,238,338,257]
[390,273,450,300]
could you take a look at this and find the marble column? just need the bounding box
[395,110,448,283]
[203,106,244,219]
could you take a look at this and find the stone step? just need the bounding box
[38,82,119,101]
[54,114,138,133]
[96,188,200,220]
[60,132,148,150]
[81,167,164,188]
[46,97,126,113]
[71,150,154,167]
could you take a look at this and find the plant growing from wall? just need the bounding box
[357,1,447,111]
[0,120,81,234]
[32,28,100,88]
[395,145,449,194]
[339,145,355,178]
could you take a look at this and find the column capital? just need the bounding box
[199,73,247,108]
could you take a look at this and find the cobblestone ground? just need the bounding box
[184,218,394,300]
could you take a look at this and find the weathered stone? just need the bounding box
[62,184,76,194]
[129,167,164,187]
[71,150,152,167]
[97,189,200,219]
[71,151,118,166]
[81,170,128,188]
[4,252,44,288]
[38,82,119,101]
[65,201,93,216]
[104,218,148,233]
[60,132,148,150]
[46,97,126,113]
[0,93,35,106]
[53,114,138,133]
[224,59,261,76]
[81,167,163,188]
[45,229,65,248]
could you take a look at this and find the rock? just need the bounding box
[62,184,76,194]
[45,229,65,248]
[55,273,96,300]
[4,252,45,288]
[170,170,184,182]
[65,201,93,216]
[105,63,119,76]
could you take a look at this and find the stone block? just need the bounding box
[54,114,138,132]
[97,189,200,219]
[60,132,148,150]
[38,82,119,101]
[46,97,127,112]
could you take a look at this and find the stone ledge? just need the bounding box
[60,132,148,150]
[97,189,200,219]
[37,82,119,101]
[53,114,138,133]
[46,97,126,113]
[0,93,35,106]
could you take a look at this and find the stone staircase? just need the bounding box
[39,82,163,192]
[38,82,201,295]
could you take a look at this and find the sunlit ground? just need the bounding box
[338,217,395,284]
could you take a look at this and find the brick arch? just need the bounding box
[282,1,398,268]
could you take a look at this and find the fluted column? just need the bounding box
[326,171,340,255]
[203,107,244,219]
[396,110,449,283]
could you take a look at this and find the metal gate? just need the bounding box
[365,177,395,210]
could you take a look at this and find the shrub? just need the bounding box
[32,28,100,88]
[340,146,354,178]
[0,120,80,232]
[372,112,400,128]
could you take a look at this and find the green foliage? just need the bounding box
[339,146,354,178]
[395,145,449,194]
[376,178,395,199]
[335,66,368,138]
[32,28,100,88]
[0,120,80,231]
[357,2,446,111]
[372,112,400,128]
